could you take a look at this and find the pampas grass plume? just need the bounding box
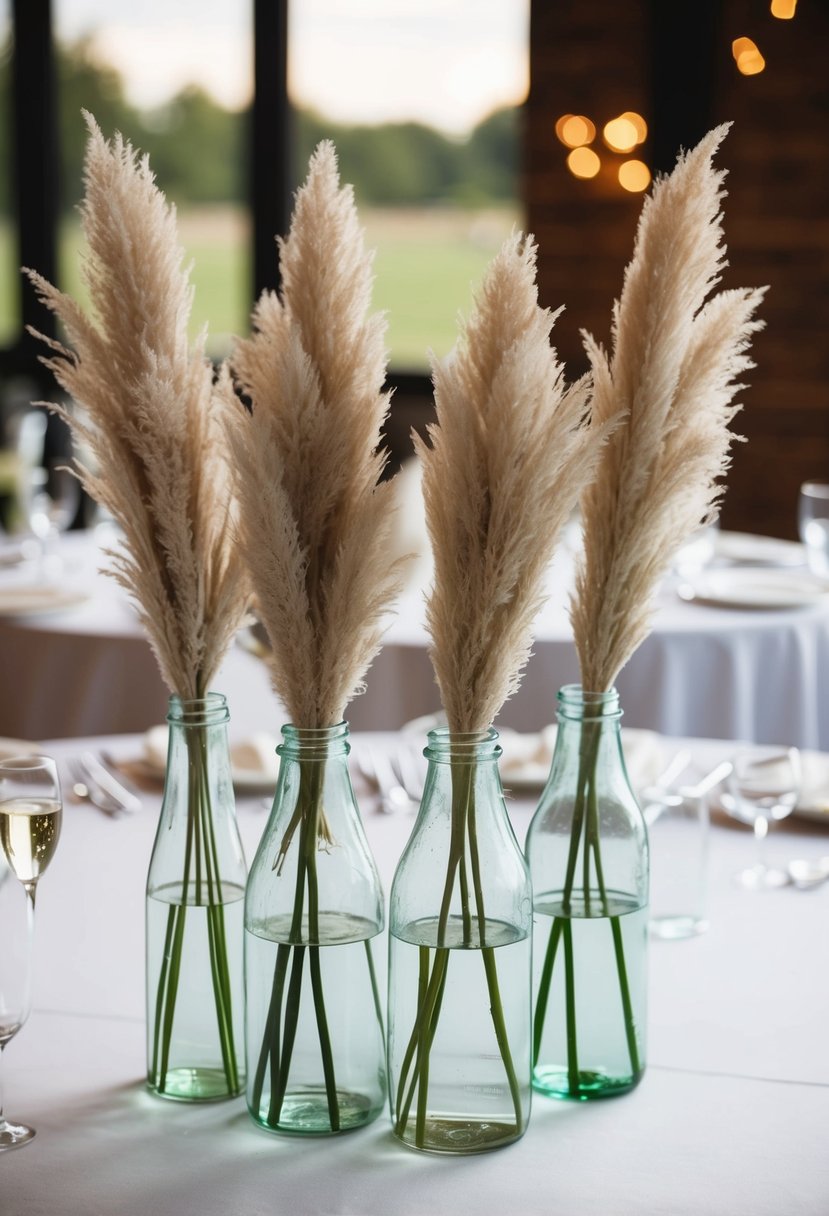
[419,231,612,733]
[221,141,407,728]
[572,124,766,692]
[25,113,249,698]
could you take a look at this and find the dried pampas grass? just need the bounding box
[418,231,611,733]
[25,113,248,698]
[572,123,766,692]
[220,141,406,729]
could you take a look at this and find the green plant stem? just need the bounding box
[394,756,524,1145]
[532,915,562,1067]
[255,756,341,1131]
[149,714,239,1096]
[532,716,643,1097]
[562,920,579,1093]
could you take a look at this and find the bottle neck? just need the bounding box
[424,727,502,766]
[277,723,350,763]
[167,693,230,731]
[557,684,621,726]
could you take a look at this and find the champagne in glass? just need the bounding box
[0,755,62,1150]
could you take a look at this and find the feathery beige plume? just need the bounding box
[418,231,611,734]
[571,124,766,692]
[220,141,406,728]
[25,113,249,698]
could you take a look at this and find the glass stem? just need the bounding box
[0,1043,6,1129]
[754,815,769,871]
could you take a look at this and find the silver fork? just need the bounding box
[389,745,425,805]
[354,747,413,814]
[65,756,140,817]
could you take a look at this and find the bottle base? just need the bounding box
[147,1067,244,1102]
[393,1114,525,1155]
[532,1065,642,1101]
[249,1087,382,1135]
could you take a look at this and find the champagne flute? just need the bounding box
[0,756,62,1150]
[723,747,801,890]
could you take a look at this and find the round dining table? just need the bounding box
[2,728,827,1216]
[1,528,828,748]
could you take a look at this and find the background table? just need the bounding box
[2,530,829,747]
[3,732,828,1215]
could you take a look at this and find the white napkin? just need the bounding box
[797,751,829,814]
[499,725,665,793]
[143,726,280,787]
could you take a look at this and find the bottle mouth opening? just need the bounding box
[424,726,501,762]
[277,722,350,759]
[167,692,229,727]
[557,684,622,721]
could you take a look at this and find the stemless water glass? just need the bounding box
[0,755,62,1150]
[723,747,800,890]
[799,482,829,579]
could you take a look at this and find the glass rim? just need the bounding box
[277,722,350,759]
[557,684,622,719]
[167,691,229,726]
[800,481,829,498]
[0,753,58,774]
[424,726,501,761]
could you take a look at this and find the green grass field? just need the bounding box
[0,204,518,371]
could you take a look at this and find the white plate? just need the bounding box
[715,531,806,567]
[0,585,89,617]
[678,568,829,610]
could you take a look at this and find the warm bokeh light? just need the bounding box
[567,146,601,179]
[556,115,596,148]
[621,111,648,144]
[731,36,755,58]
[555,114,575,142]
[618,159,651,192]
[738,49,766,75]
[771,0,797,18]
[732,37,766,75]
[603,116,639,152]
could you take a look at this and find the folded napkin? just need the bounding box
[143,725,280,788]
[800,751,829,813]
[498,725,665,793]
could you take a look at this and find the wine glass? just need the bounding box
[23,460,79,573]
[723,747,801,890]
[0,756,62,1150]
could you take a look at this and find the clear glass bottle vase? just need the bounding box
[146,693,247,1101]
[526,685,648,1101]
[387,729,532,1155]
[245,723,385,1135]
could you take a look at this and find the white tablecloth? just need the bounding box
[2,531,829,747]
[3,732,828,1215]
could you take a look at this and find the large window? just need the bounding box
[290,1,529,371]
[0,1,527,382]
[54,0,252,355]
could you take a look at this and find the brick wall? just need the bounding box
[526,0,829,539]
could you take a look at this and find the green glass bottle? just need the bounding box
[245,723,385,1135]
[526,686,648,1100]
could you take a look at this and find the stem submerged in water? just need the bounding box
[532,717,643,1098]
[393,756,525,1149]
[149,717,240,1097]
[251,758,341,1131]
